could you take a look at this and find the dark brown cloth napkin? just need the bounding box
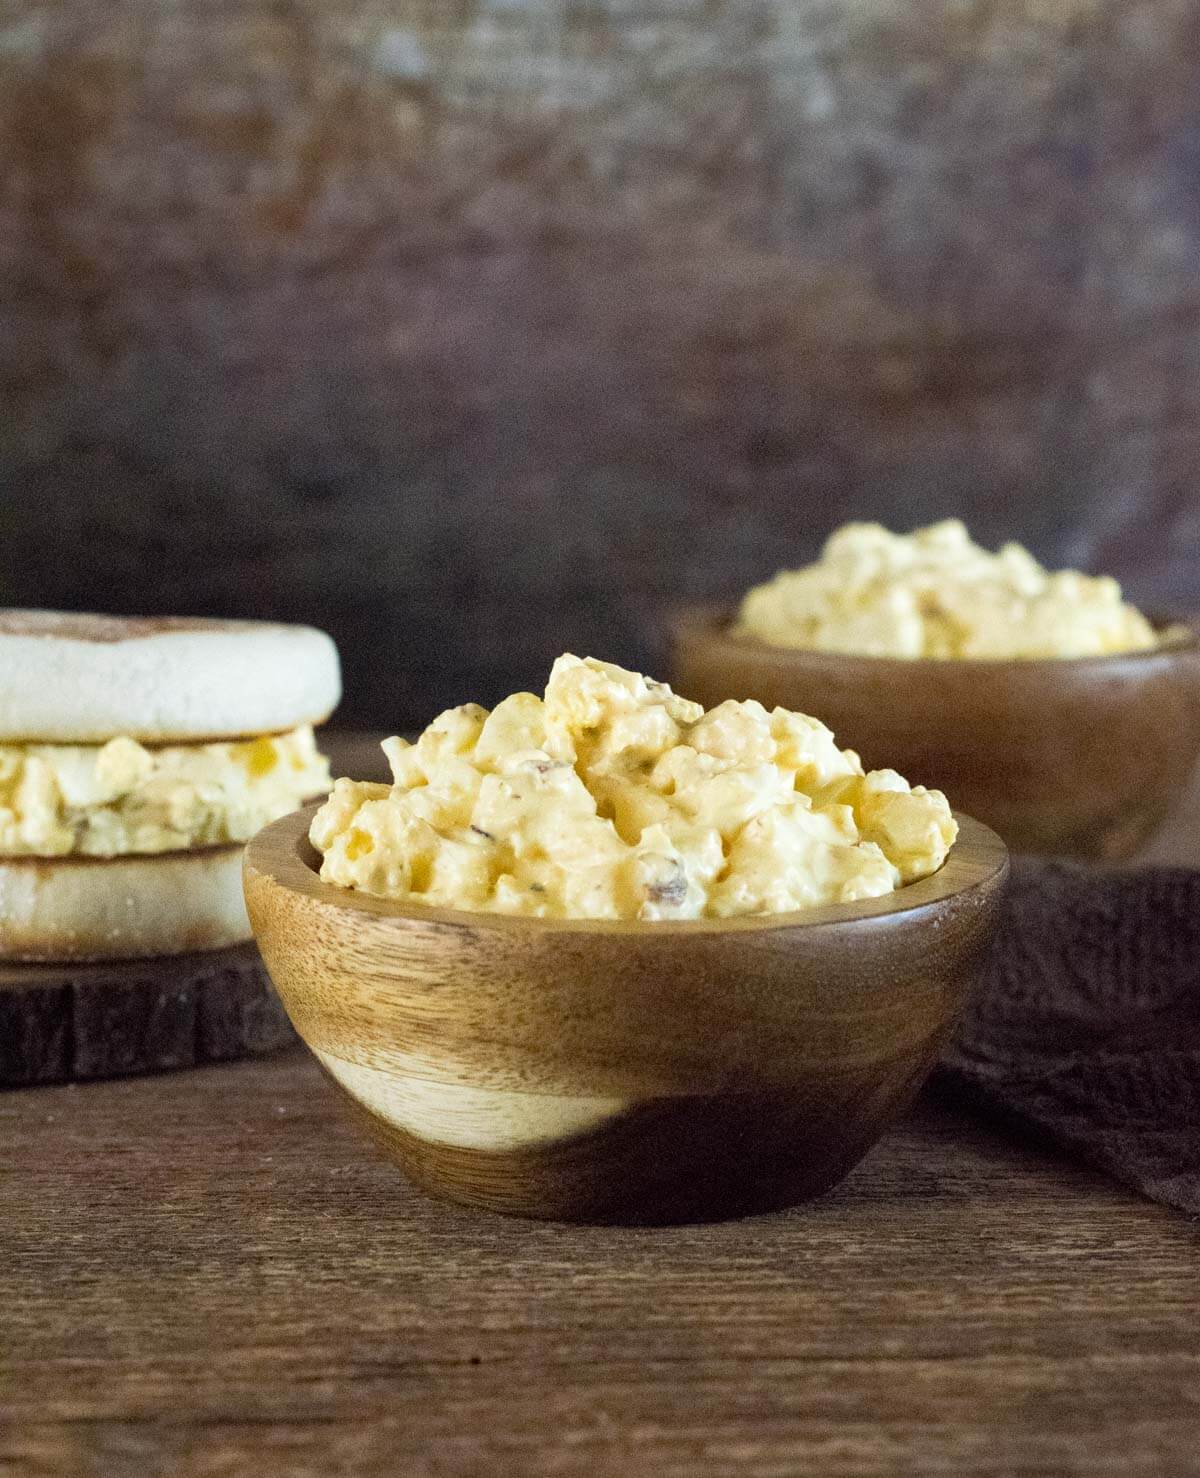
[939,858,1200,1215]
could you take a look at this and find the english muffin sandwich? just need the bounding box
[0,611,340,961]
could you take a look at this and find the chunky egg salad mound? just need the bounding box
[312,656,957,920]
[737,520,1159,660]
[0,727,330,857]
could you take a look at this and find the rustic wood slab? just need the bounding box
[0,942,292,1086]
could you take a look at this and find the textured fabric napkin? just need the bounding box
[939,858,1200,1215]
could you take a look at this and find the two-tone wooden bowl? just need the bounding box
[244,805,1007,1224]
[672,609,1200,859]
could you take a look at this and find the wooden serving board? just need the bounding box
[0,942,294,1087]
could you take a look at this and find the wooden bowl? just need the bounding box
[244,805,1007,1224]
[671,608,1200,860]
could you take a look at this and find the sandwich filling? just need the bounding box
[312,655,957,920]
[0,726,330,857]
[737,520,1159,659]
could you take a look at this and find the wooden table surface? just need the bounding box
[3,737,1199,1478]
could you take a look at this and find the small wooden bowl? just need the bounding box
[244,805,1007,1224]
[671,608,1200,859]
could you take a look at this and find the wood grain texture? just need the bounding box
[3,1054,1200,1478]
[671,608,1200,858]
[0,942,292,1086]
[0,2,1198,726]
[245,805,1008,1220]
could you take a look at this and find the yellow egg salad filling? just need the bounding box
[737,520,1159,659]
[0,727,331,857]
[312,656,957,920]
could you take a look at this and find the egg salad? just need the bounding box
[737,520,1159,660]
[311,656,957,920]
[0,726,331,857]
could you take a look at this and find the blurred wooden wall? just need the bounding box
[0,0,1197,724]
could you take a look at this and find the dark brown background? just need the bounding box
[0,0,1197,727]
